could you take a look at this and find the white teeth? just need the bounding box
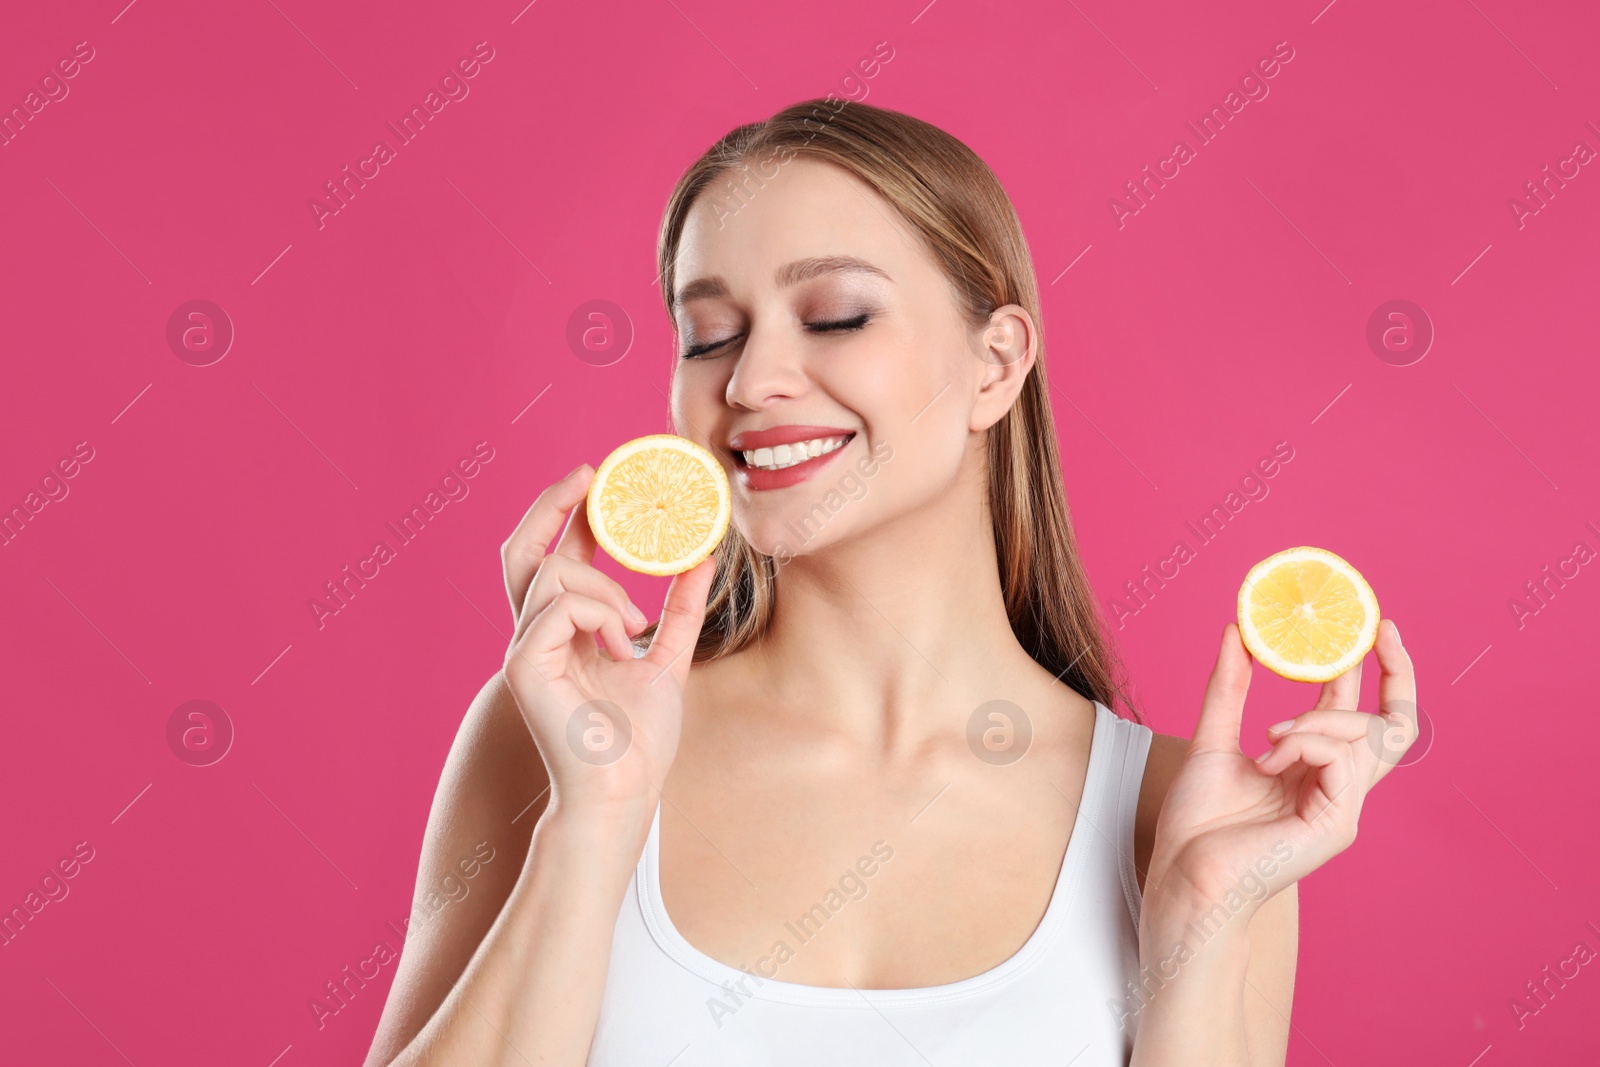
[740,435,849,471]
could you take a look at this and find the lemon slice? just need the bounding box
[587,434,731,576]
[1237,546,1379,682]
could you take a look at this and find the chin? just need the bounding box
[750,505,869,565]
[733,518,806,562]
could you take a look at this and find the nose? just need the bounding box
[724,318,809,411]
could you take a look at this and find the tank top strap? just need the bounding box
[1099,703,1155,931]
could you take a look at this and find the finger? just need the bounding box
[550,476,601,564]
[1371,620,1418,786]
[513,555,648,647]
[502,464,593,618]
[643,556,717,688]
[1313,656,1362,711]
[513,591,633,668]
[1254,730,1359,835]
[1267,708,1373,743]
[1279,621,1417,786]
[1192,622,1252,753]
[1374,619,1416,710]
[1264,707,1386,788]
[1366,705,1418,787]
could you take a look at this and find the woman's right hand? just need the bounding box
[498,463,717,824]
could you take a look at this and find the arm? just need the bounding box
[1126,878,1297,1066]
[361,672,651,1067]
[360,671,542,1066]
[1128,618,1413,1065]
[1132,733,1297,1066]
[363,464,717,1066]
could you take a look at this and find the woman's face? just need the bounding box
[669,156,1032,561]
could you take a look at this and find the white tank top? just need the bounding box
[588,700,1154,1066]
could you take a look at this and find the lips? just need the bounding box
[728,425,856,451]
[727,426,857,492]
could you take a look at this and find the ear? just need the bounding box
[969,303,1036,433]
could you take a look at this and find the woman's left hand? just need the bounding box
[1142,618,1417,925]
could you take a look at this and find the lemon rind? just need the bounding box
[586,434,731,577]
[1236,545,1380,683]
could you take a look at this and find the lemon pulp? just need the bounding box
[1237,546,1379,682]
[587,435,730,576]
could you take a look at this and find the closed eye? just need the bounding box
[678,313,872,359]
[808,312,871,335]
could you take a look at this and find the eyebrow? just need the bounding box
[671,255,892,309]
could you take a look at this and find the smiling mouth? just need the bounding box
[737,433,854,472]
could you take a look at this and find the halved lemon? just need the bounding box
[1237,546,1379,682]
[587,435,731,576]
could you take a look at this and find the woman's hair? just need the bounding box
[638,97,1140,723]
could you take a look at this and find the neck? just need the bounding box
[747,460,1055,748]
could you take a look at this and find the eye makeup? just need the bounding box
[677,304,880,360]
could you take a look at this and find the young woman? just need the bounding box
[364,99,1417,1066]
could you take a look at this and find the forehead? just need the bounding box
[676,156,921,282]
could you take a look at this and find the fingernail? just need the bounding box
[567,462,588,479]
[1268,719,1296,735]
[1392,621,1402,646]
[628,603,647,625]
[1255,748,1273,762]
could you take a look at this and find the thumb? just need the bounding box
[644,556,717,687]
[1193,622,1252,753]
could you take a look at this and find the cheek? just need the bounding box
[861,333,972,466]
[876,403,970,511]
[826,329,969,480]
[781,401,964,546]
[669,361,730,436]
[834,325,949,428]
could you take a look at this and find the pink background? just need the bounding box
[2,0,1597,1063]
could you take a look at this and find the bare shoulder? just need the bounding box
[361,670,550,1067]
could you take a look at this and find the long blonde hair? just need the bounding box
[639,98,1139,722]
